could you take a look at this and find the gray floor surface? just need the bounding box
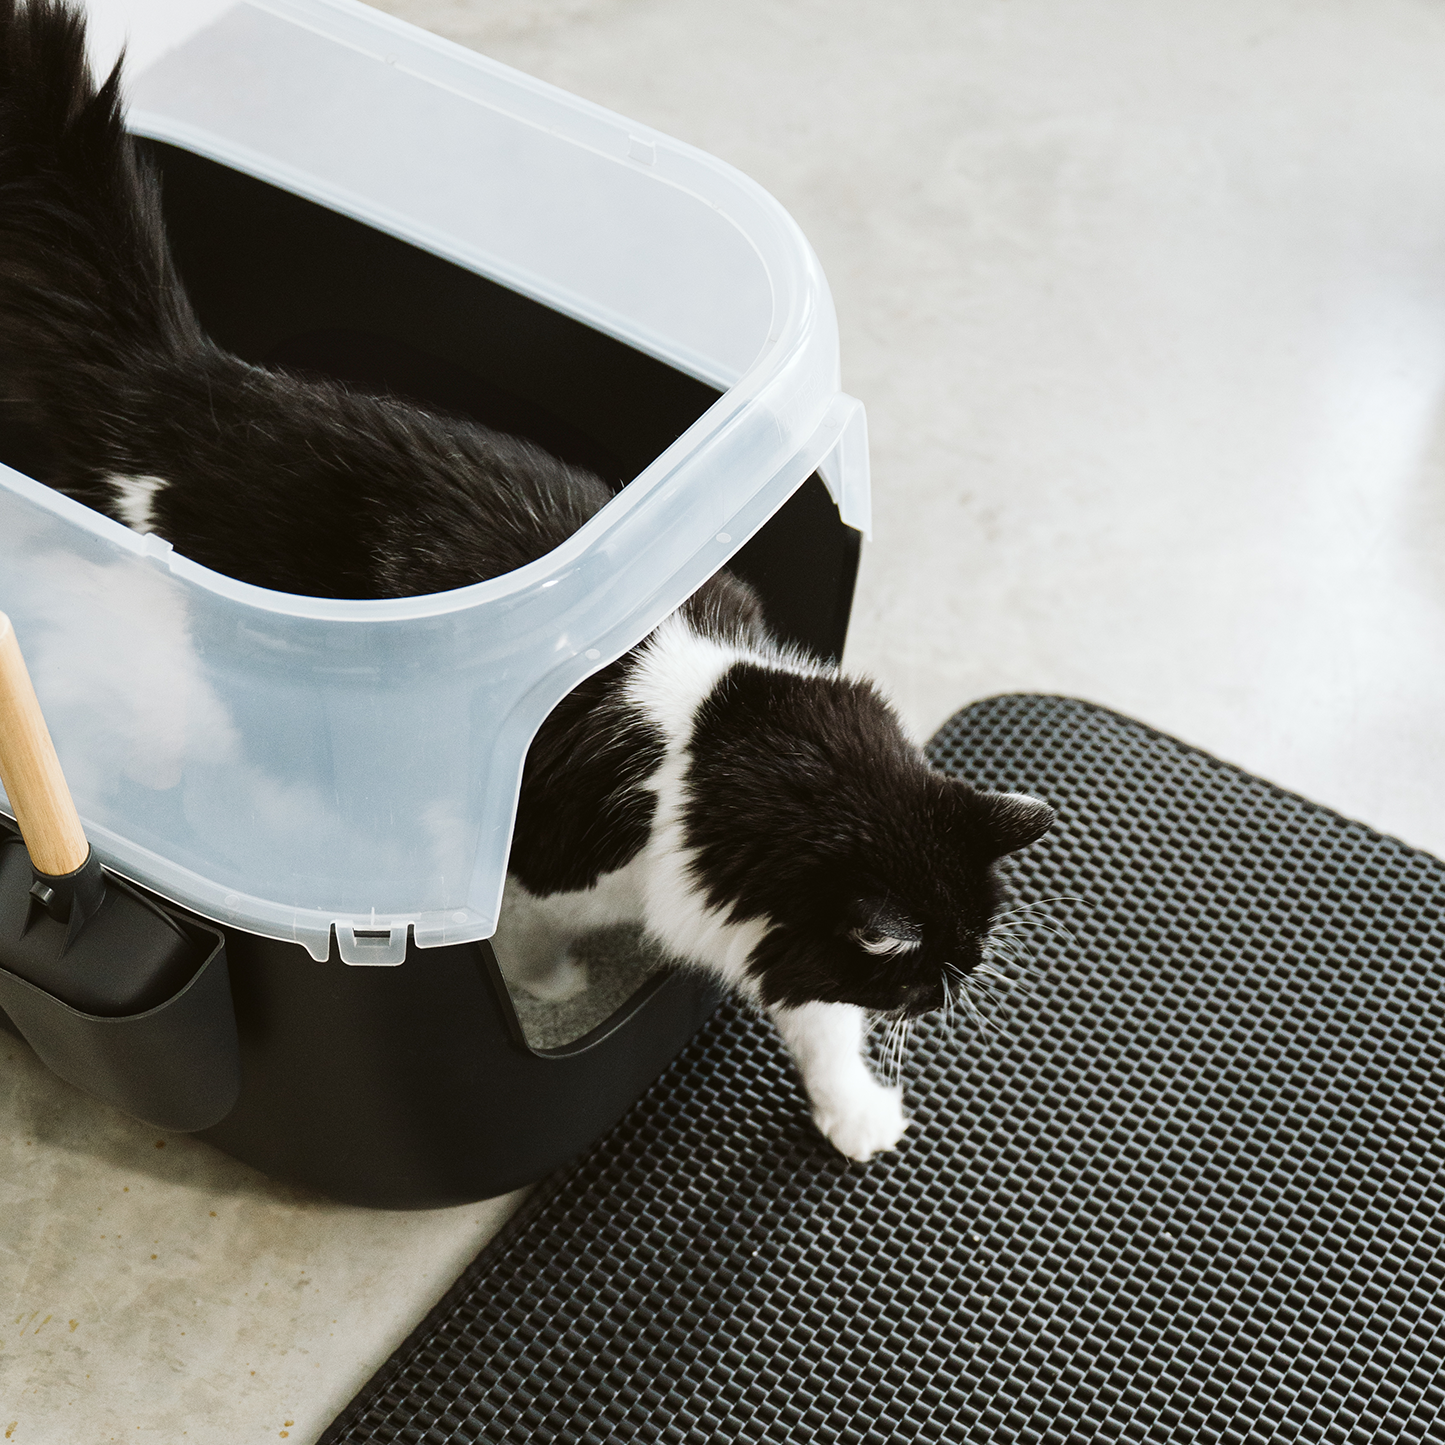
[6,1,1445,1440]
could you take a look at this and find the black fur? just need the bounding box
[0,1,1053,1022]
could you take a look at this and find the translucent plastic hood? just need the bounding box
[0,0,869,961]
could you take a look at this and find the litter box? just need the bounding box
[0,0,869,1207]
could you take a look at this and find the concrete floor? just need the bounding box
[403,0,1445,858]
[7,0,1445,1440]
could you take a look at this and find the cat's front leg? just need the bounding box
[769,1000,908,1162]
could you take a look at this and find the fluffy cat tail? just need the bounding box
[0,0,204,439]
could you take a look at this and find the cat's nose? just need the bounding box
[900,980,945,1016]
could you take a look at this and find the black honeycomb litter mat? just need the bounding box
[322,694,1445,1445]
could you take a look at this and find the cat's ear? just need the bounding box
[979,790,1054,858]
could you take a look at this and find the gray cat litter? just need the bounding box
[506,927,671,1051]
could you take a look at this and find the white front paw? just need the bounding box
[813,1079,908,1162]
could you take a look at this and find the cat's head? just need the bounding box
[683,664,1054,1017]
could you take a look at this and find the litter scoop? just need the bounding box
[0,610,239,1130]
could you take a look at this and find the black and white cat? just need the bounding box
[0,0,1052,1160]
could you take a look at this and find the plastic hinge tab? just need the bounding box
[334,921,410,966]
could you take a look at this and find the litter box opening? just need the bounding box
[484,936,684,1057]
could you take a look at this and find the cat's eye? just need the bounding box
[850,927,921,958]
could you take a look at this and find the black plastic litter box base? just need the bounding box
[322,694,1445,1444]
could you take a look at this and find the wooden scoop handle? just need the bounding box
[0,612,89,876]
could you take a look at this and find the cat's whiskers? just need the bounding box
[933,890,1089,1040]
[973,960,1022,994]
[983,930,1029,963]
[992,915,1074,951]
[866,1011,904,1084]
[940,970,957,1031]
[965,970,1007,1008]
[993,893,1085,917]
[984,892,1085,991]
[981,935,1041,987]
[942,960,993,1035]
[991,896,1081,946]
[875,1012,909,1084]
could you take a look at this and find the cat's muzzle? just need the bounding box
[888,979,948,1019]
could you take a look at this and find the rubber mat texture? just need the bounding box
[323,695,1445,1444]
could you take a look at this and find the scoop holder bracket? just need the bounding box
[0,613,239,1132]
[29,846,106,947]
